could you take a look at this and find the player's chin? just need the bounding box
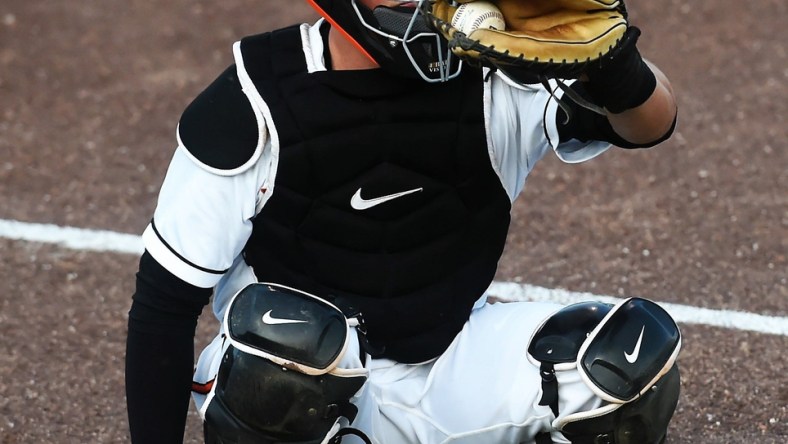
[392,1,419,8]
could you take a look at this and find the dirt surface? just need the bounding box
[0,1,785,443]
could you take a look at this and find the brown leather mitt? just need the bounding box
[425,0,630,81]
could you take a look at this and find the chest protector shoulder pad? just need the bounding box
[177,65,262,175]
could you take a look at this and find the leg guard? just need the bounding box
[203,283,368,444]
[527,298,681,444]
[560,364,680,444]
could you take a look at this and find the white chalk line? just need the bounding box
[2,218,786,337]
[488,282,788,337]
[0,219,145,255]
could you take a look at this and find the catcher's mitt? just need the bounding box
[425,0,630,81]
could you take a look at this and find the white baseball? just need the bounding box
[451,1,506,35]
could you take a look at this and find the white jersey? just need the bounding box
[142,20,610,443]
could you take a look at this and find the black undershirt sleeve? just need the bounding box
[125,251,212,443]
[556,81,676,149]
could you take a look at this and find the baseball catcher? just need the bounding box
[125,1,680,443]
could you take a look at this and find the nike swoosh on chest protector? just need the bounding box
[350,187,424,210]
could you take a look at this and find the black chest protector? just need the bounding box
[240,26,512,363]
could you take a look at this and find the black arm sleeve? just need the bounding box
[125,251,212,443]
[557,81,676,149]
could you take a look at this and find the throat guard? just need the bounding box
[528,298,682,444]
[307,0,461,81]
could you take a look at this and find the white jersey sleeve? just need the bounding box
[486,72,611,201]
[142,143,275,288]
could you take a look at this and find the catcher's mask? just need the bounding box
[306,0,461,82]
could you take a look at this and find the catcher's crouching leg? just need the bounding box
[202,283,370,444]
[528,298,682,444]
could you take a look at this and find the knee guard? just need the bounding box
[203,283,369,444]
[527,298,682,444]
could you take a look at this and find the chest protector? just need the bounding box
[240,25,512,363]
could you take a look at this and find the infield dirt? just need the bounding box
[0,1,785,443]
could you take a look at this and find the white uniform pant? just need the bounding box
[343,301,600,444]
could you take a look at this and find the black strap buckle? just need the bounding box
[329,427,373,444]
[538,362,560,417]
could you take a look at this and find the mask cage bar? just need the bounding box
[351,0,462,82]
